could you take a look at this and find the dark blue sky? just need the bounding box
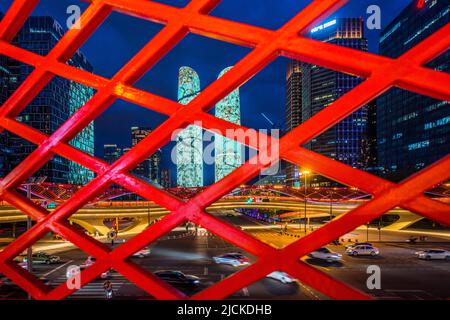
[0,0,411,185]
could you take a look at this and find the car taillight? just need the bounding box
[239,258,249,262]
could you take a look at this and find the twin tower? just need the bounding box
[177,66,241,187]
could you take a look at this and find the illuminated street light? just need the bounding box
[300,170,310,234]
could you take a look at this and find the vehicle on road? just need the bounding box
[154,270,201,287]
[346,245,380,256]
[415,249,450,260]
[132,247,151,258]
[266,271,297,284]
[345,242,372,250]
[406,236,418,244]
[213,253,250,267]
[22,252,61,264]
[80,256,96,269]
[308,248,342,263]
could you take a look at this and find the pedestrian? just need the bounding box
[103,280,113,300]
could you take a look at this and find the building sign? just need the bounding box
[311,19,337,33]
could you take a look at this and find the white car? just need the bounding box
[133,247,151,258]
[213,253,250,267]
[267,271,297,284]
[346,245,380,256]
[415,249,450,260]
[79,256,96,270]
[308,248,342,263]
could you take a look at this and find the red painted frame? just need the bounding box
[0,0,449,300]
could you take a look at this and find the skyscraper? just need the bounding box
[377,0,449,180]
[176,67,203,187]
[131,126,161,184]
[103,144,122,164]
[214,67,242,182]
[285,60,303,186]
[1,15,95,184]
[160,168,171,189]
[288,18,369,186]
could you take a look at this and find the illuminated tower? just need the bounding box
[215,67,242,182]
[176,67,203,187]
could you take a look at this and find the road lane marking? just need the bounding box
[42,260,74,277]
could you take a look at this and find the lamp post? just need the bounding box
[301,170,310,235]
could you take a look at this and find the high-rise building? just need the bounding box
[1,15,95,184]
[214,67,242,182]
[103,144,122,164]
[288,18,369,186]
[0,51,12,178]
[160,168,171,188]
[176,67,203,187]
[377,0,449,180]
[131,126,161,184]
[285,60,303,186]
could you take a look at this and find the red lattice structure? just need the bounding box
[0,0,449,300]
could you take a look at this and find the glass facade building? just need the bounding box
[294,18,369,186]
[103,144,122,164]
[0,15,95,184]
[285,60,303,186]
[176,67,203,187]
[131,126,161,184]
[377,0,449,180]
[214,67,242,182]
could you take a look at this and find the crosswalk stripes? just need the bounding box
[49,273,127,299]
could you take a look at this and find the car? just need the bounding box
[415,249,450,260]
[132,247,151,258]
[80,256,96,269]
[308,248,342,263]
[345,242,373,250]
[154,271,200,287]
[22,252,61,264]
[346,245,380,256]
[213,253,250,267]
[266,271,297,284]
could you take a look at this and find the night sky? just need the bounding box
[0,0,411,185]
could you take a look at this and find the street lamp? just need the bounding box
[301,170,310,235]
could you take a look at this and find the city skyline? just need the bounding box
[0,0,448,303]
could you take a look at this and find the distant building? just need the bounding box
[0,15,95,184]
[255,173,287,186]
[131,126,161,184]
[176,67,203,187]
[103,144,122,164]
[377,0,449,180]
[215,67,242,182]
[285,60,303,186]
[286,18,369,186]
[160,168,171,188]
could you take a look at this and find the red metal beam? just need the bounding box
[0,0,448,300]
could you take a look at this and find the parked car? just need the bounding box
[132,247,151,258]
[266,271,297,284]
[346,245,380,256]
[308,248,342,263]
[213,253,250,267]
[154,270,200,287]
[22,252,61,265]
[415,249,450,260]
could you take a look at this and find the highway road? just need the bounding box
[0,211,449,300]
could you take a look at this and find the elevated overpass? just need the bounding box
[1,196,441,235]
